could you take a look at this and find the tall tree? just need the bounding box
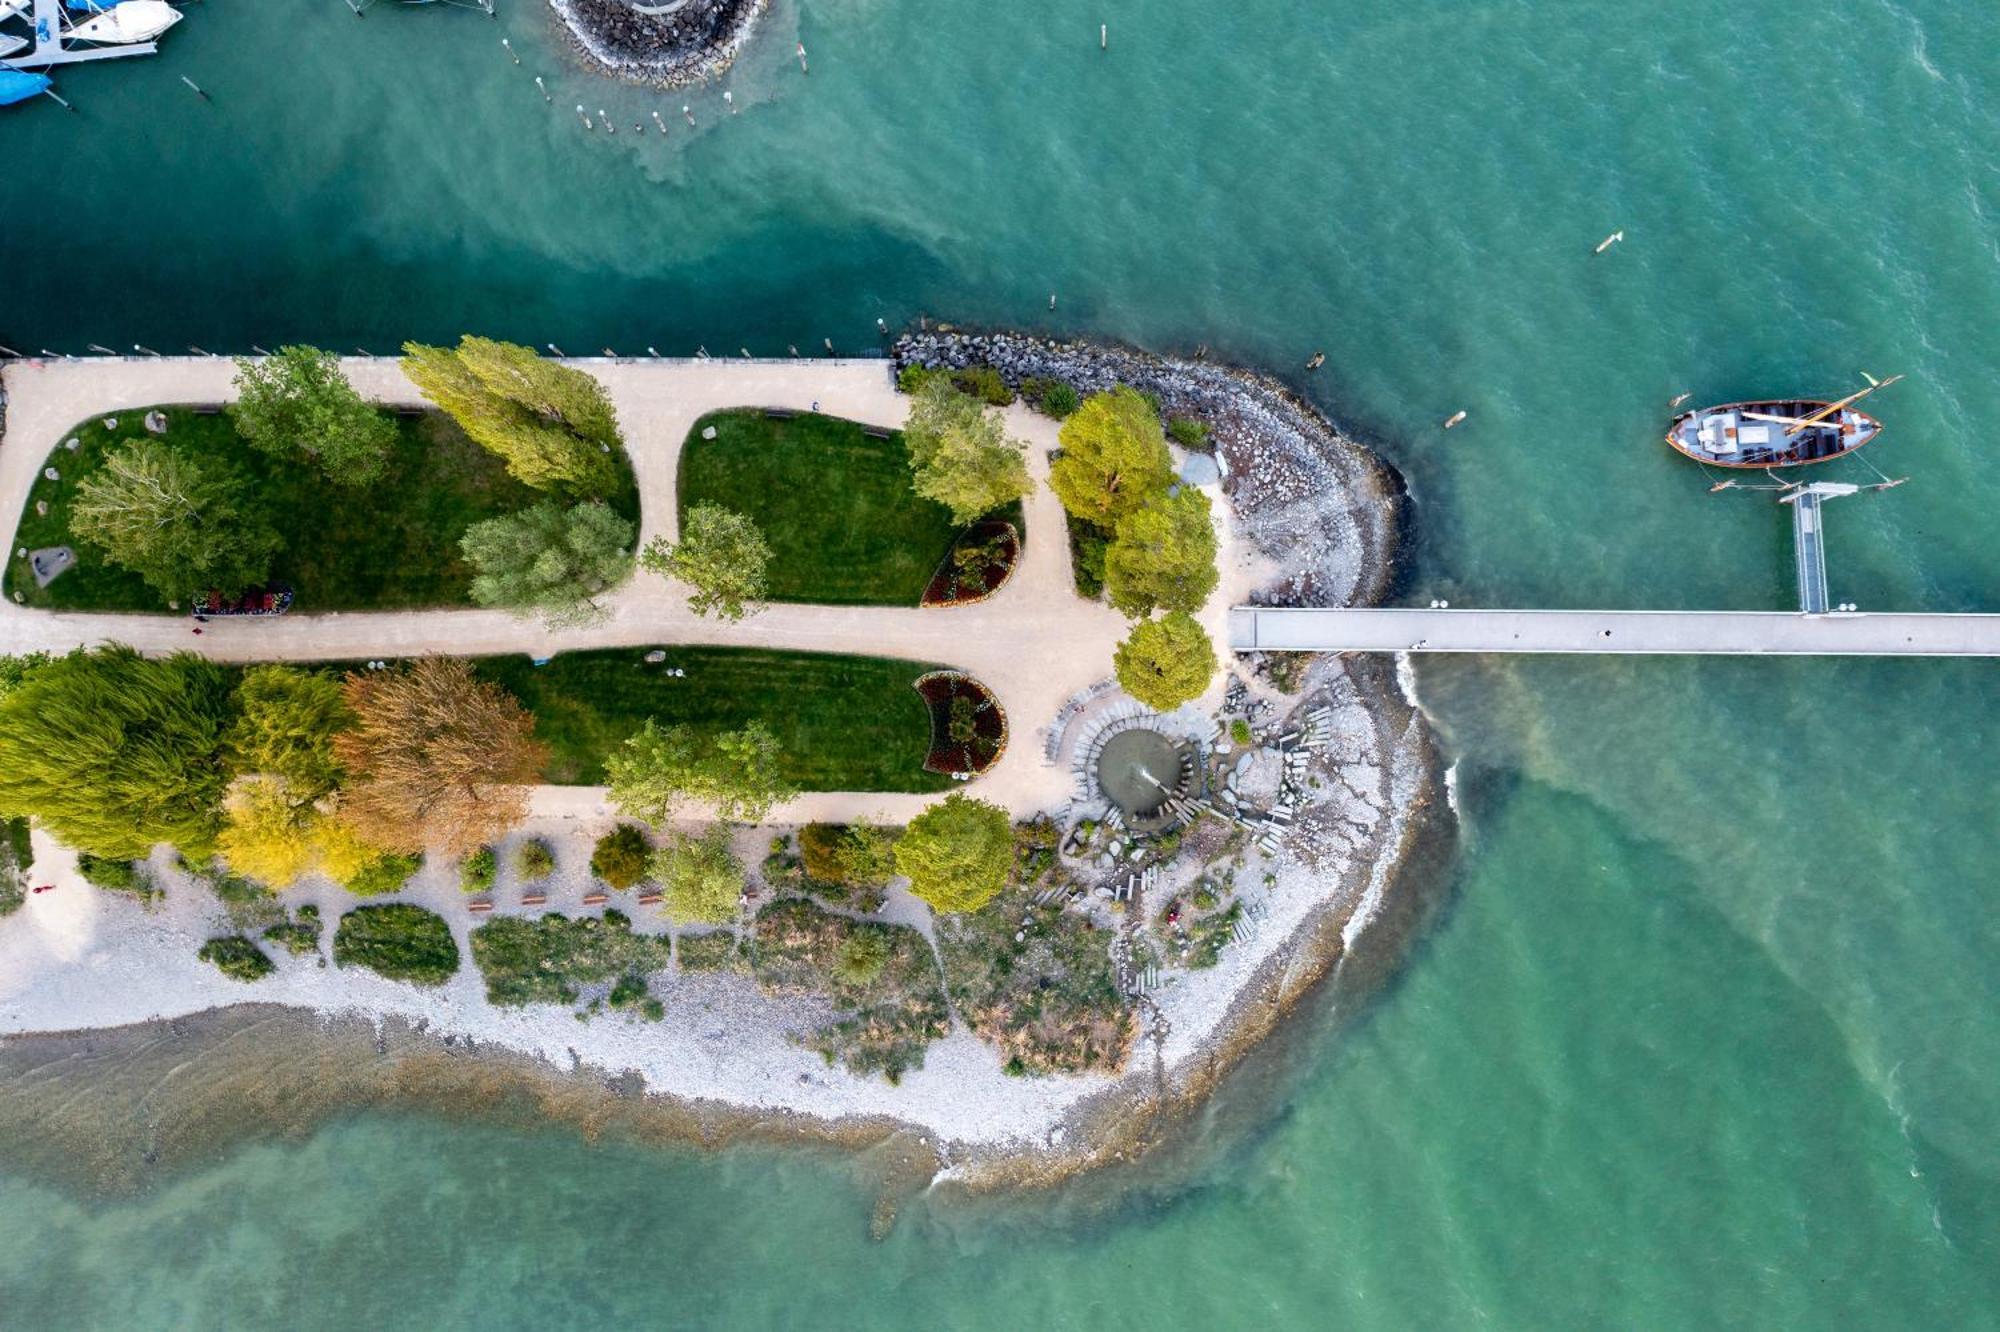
[1103,487,1220,618]
[460,499,634,628]
[0,647,237,858]
[1114,611,1218,712]
[70,441,278,600]
[227,665,352,800]
[649,825,744,924]
[400,336,620,495]
[901,378,1030,525]
[640,502,771,622]
[229,346,398,486]
[1049,387,1174,527]
[893,793,1013,914]
[605,719,793,825]
[333,657,546,856]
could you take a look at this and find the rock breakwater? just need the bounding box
[550,0,764,87]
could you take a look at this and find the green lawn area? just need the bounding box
[475,646,955,793]
[5,406,640,612]
[677,409,1020,606]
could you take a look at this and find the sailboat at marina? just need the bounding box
[0,31,27,56]
[64,0,179,43]
[1665,375,1901,469]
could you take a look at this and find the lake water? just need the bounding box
[2,0,1996,1324]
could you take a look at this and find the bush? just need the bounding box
[344,851,422,897]
[470,909,671,1006]
[832,931,891,987]
[78,853,158,900]
[1166,416,1211,450]
[591,824,651,890]
[263,906,322,957]
[651,826,744,924]
[333,904,459,986]
[1230,718,1253,746]
[950,365,1015,407]
[459,846,497,894]
[1066,513,1110,600]
[515,838,556,882]
[677,930,747,973]
[1021,378,1080,419]
[896,364,941,395]
[798,823,899,888]
[199,935,275,982]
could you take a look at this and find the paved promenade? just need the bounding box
[0,356,1150,824]
[1231,607,2000,656]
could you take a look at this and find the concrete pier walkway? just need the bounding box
[1230,607,2000,657]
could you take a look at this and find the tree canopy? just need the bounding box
[1114,611,1219,712]
[1049,387,1174,527]
[650,825,744,924]
[400,336,621,495]
[894,793,1013,914]
[901,378,1030,526]
[460,499,634,627]
[1103,487,1219,618]
[227,664,351,801]
[70,440,278,600]
[640,502,770,622]
[230,346,397,486]
[333,657,546,856]
[605,719,794,825]
[0,647,237,858]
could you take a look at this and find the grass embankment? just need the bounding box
[477,647,955,793]
[677,409,1020,606]
[6,407,639,611]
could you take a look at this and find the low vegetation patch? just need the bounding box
[333,904,459,986]
[0,817,31,917]
[676,929,748,974]
[750,899,948,1082]
[459,847,498,895]
[77,853,159,901]
[796,822,899,912]
[263,906,323,957]
[198,935,276,982]
[469,909,671,1007]
[345,852,423,898]
[515,838,556,881]
[921,521,1020,607]
[916,673,1007,777]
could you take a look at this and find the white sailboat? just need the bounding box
[66,0,181,43]
[0,31,27,56]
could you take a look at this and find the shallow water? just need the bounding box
[3,0,1998,1324]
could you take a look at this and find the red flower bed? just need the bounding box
[921,521,1020,608]
[915,671,1008,776]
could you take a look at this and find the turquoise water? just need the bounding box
[4,0,1998,1324]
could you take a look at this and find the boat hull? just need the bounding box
[1665,400,1883,469]
[66,0,179,43]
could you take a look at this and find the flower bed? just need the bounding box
[914,671,1008,777]
[920,520,1020,607]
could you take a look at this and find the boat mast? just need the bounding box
[1782,374,1903,436]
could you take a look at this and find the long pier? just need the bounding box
[1228,607,2000,657]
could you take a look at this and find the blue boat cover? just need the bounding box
[0,69,53,107]
[64,0,113,11]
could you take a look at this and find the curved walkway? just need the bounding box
[0,356,1153,824]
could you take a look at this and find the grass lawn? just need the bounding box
[677,409,1021,607]
[5,406,640,612]
[475,646,955,793]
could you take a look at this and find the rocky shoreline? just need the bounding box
[548,0,765,88]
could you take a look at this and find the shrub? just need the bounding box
[1066,514,1109,599]
[459,846,497,894]
[650,826,744,924]
[832,931,891,987]
[896,364,942,394]
[591,824,650,890]
[799,823,900,888]
[1230,718,1253,746]
[198,935,275,982]
[470,909,671,1006]
[1166,416,1211,449]
[78,853,159,900]
[1021,377,1080,419]
[951,365,1015,406]
[344,851,422,897]
[676,930,747,973]
[263,906,322,957]
[333,904,459,986]
[515,838,556,881]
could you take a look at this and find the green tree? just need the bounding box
[229,346,397,486]
[591,823,651,889]
[460,499,634,628]
[605,720,794,825]
[1049,387,1174,526]
[400,336,620,494]
[70,440,278,600]
[0,647,237,858]
[650,826,744,924]
[639,503,770,622]
[901,378,1030,525]
[227,664,351,800]
[1103,487,1219,618]
[893,793,1012,914]
[1114,611,1219,712]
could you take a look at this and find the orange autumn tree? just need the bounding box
[333,657,545,857]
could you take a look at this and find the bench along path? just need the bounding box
[0,357,1144,825]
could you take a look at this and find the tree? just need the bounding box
[227,665,351,800]
[650,825,744,924]
[216,776,317,887]
[0,647,237,858]
[229,346,397,486]
[640,503,769,622]
[460,499,634,628]
[1114,612,1219,712]
[1049,387,1174,526]
[901,378,1030,525]
[893,793,1013,914]
[605,720,794,825]
[401,336,620,495]
[70,440,278,600]
[1103,487,1219,618]
[591,823,651,889]
[333,657,546,857]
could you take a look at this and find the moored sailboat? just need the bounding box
[64,0,179,43]
[1666,375,1901,469]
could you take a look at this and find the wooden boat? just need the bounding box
[1666,376,1900,469]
